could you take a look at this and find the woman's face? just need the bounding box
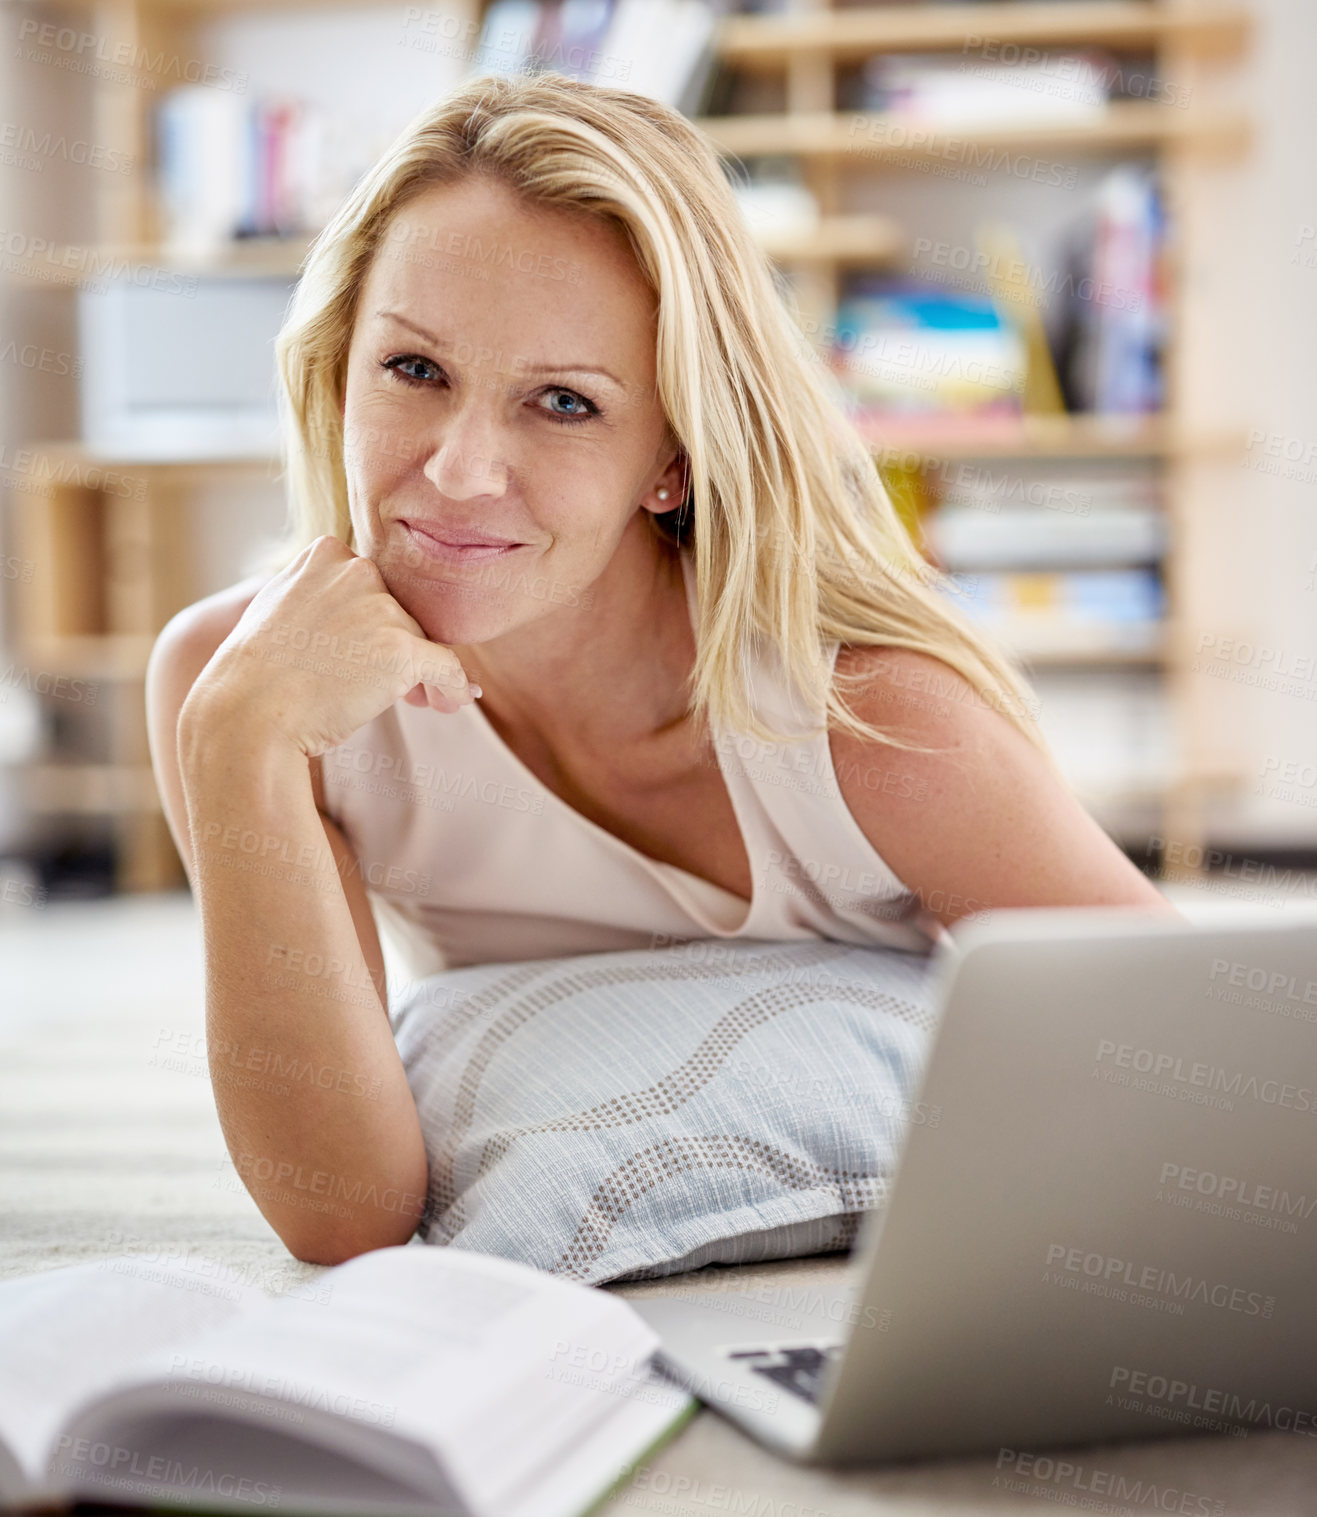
[341,173,681,647]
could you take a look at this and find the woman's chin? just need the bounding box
[396,593,510,648]
[372,558,495,638]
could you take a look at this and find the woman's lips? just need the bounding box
[399,519,525,566]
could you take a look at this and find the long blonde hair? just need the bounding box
[272,70,1056,764]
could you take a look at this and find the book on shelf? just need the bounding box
[0,1246,696,1517]
[474,0,726,112]
[1048,165,1166,415]
[831,282,1029,417]
[974,222,1067,416]
[156,87,334,252]
[940,566,1165,658]
[927,503,1167,570]
[852,50,1110,129]
[932,461,1163,516]
[923,458,1167,570]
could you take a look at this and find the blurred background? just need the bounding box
[0,0,1314,917]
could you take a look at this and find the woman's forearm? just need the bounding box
[180,708,428,1264]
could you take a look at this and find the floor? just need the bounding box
[4,878,1317,1513]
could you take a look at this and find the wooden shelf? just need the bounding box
[46,0,1254,49]
[9,217,905,286]
[1013,641,1165,668]
[855,412,1244,461]
[59,0,370,11]
[23,441,282,475]
[23,635,157,682]
[717,3,1252,70]
[758,213,904,265]
[25,415,1248,477]
[694,101,1251,163]
[23,765,163,816]
[3,236,317,288]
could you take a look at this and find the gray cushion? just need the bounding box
[390,937,939,1285]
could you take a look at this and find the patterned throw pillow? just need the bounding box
[390,937,940,1286]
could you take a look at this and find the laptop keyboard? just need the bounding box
[727,1342,844,1405]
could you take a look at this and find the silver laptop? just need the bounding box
[631,906,1317,1464]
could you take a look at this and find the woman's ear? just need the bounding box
[642,448,688,515]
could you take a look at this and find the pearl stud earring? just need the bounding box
[657,487,670,500]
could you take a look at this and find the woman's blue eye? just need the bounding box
[540,388,599,424]
[379,356,600,426]
[384,355,439,385]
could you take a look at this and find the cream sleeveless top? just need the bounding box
[319,545,937,978]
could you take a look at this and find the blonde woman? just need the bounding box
[145,72,1178,1266]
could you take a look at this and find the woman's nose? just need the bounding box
[421,409,511,501]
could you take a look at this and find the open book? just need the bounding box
[0,1244,697,1516]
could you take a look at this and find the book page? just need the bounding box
[502,1364,697,1517]
[51,1394,452,1517]
[0,1253,261,1486]
[73,1245,659,1513]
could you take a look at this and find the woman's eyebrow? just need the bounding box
[373,308,628,393]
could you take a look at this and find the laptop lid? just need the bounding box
[813,907,1317,1463]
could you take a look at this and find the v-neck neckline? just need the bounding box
[460,545,757,933]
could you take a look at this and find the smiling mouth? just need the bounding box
[398,520,526,562]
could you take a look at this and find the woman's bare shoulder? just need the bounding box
[156,573,271,663]
[831,643,977,728]
[146,574,274,764]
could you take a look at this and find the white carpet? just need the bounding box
[4,886,1317,1513]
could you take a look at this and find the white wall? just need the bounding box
[1168,0,1317,847]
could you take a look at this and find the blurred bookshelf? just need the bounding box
[6,0,1254,889]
